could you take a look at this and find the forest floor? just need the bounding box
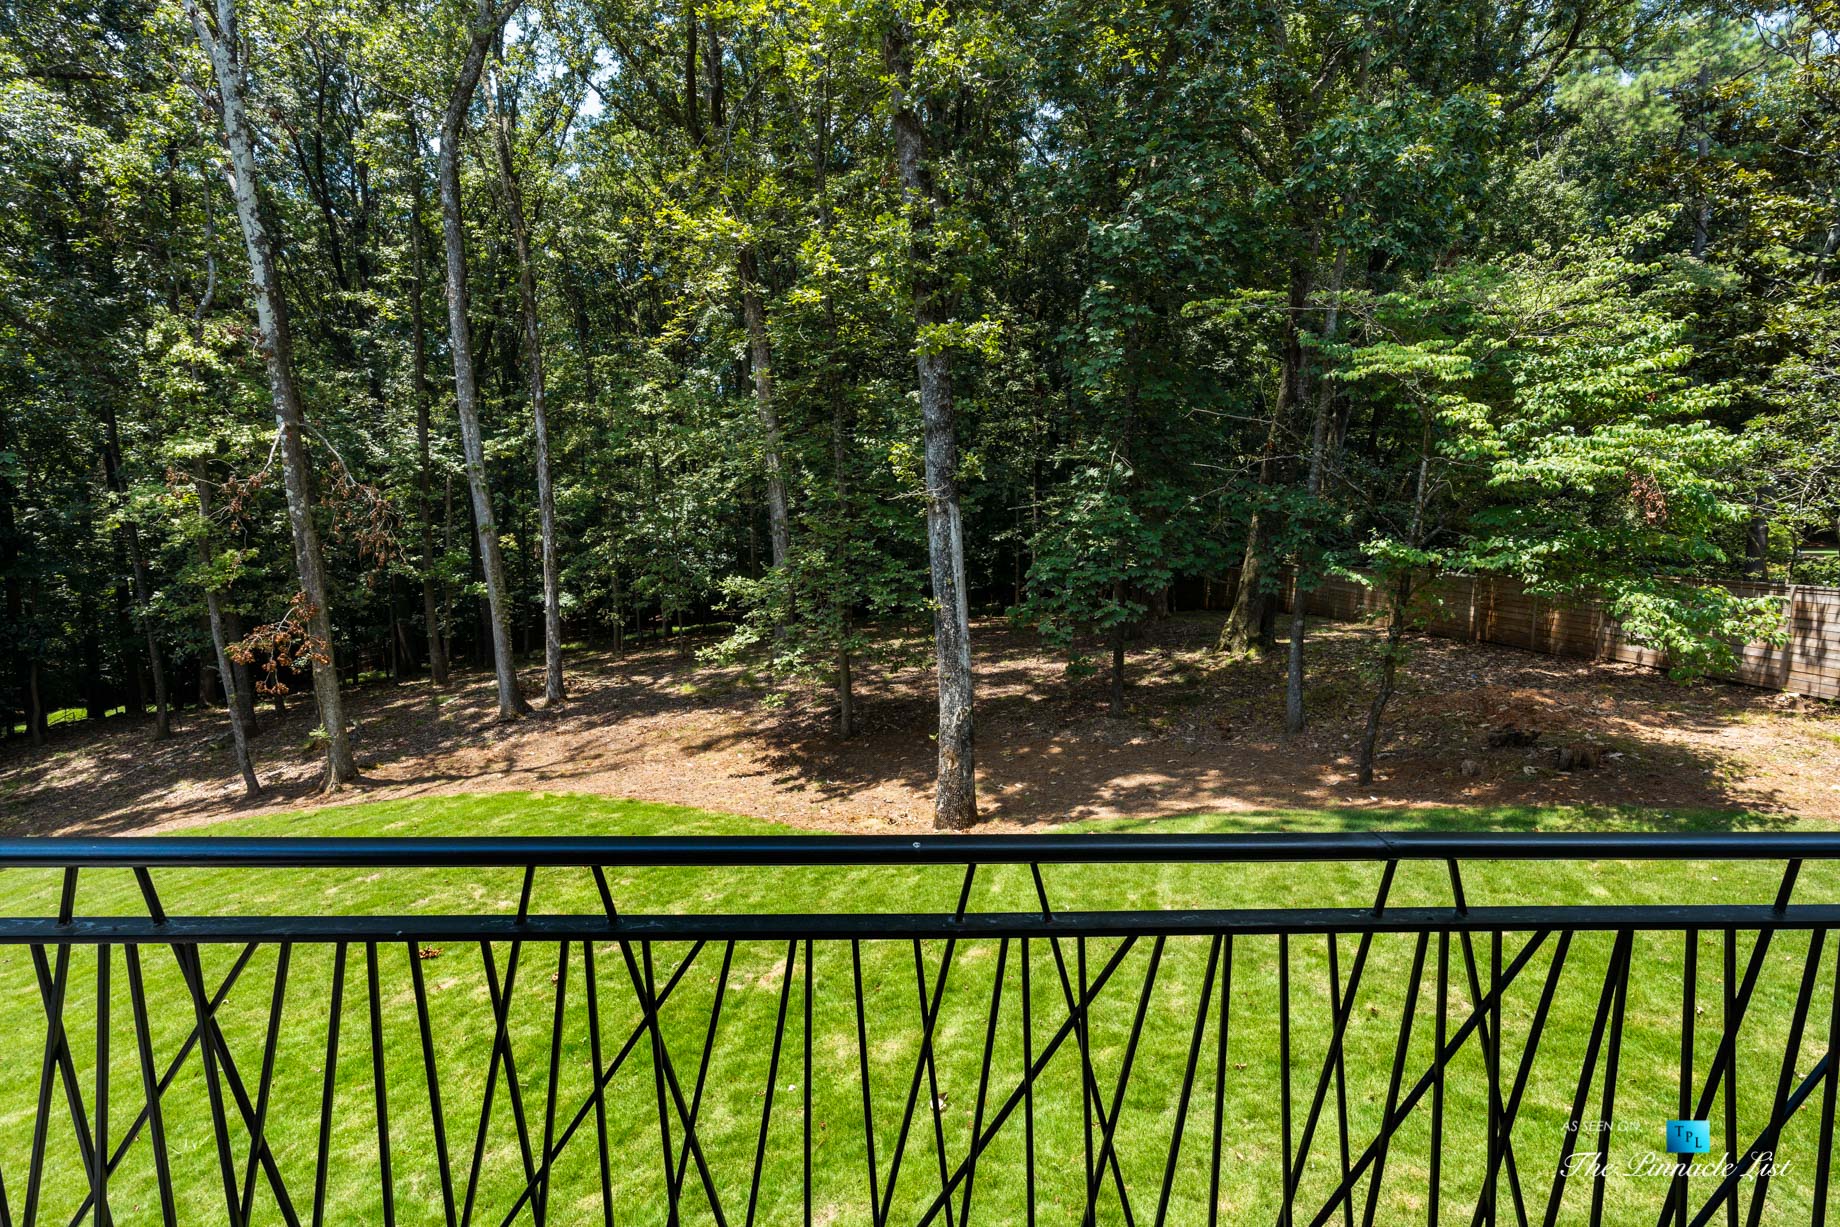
[5,611,1840,836]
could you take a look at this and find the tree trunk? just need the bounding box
[738,247,792,571]
[885,19,975,828]
[197,478,261,795]
[406,115,450,687]
[100,403,171,737]
[1692,62,1711,259]
[1109,614,1127,717]
[26,655,46,746]
[221,607,259,733]
[1285,248,1347,736]
[1355,579,1408,787]
[491,79,564,704]
[1357,417,1434,786]
[1744,511,1768,578]
[439,0,528,720]
[186,0,359,790]
[1221,254,1314,656]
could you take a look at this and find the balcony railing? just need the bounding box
[0,831,1836,1226]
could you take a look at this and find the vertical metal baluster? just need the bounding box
[1683,866,1799,1132]
[853,941,882,1215]
[1743,929,1826,1227]
[1041,933,1136,1219]
[1431,932,1447,1227]
[1329,935,1353,1227]
[582,941,614,1227]
[645,941,679,1226]
[312,942,347,1227]
[1361,932,1429,1227]
[173,938,246,1227]
[1725,929,1739,1227]
[1210,935,1233,1227]
[736,941,794,1227]
[1468,932,1572,1227]
[407,941,459,1227]
[1588,934,1632,1227]
[461,940,538,1227]
[238,943,293,1226]
[1541,933,1628,1227]
[1081,936,1094,1227]
[1486,931,1501,1227]
[612,939,728,1226]
[1153,934,1221,1227]
[1084,935,1164,1227]
[1455,920,1522,1220]
[874,938,960,1227]
[92,945,109,1227]
[1280,932,1294,1227]
[1022,937,1035,1227]
[805,939,814,1227]
[913,942,958,1227]
[747,940,798,1227]
[365,943,395,1227]
[67,944,265,1227]
[124,945,177,1227]
[1814,930,1840,1227]
[904,937,1142,1227]
[957,938,1009,1227]
[667,941,733,1208]
[491,942,712,1227]
[1284,922,1388,1219]
[1679,931,1697,1227]
[26,944,99,1226]
[538,942,570,1226]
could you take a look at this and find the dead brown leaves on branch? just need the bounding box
[228,591,328,696]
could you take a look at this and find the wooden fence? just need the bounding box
[1202,571,1840,701]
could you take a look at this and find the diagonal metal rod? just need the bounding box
[746,940,798,1227]
[237,943,292,1227]
[1083,936,1166,1227]
[909,936,1143,1227]
[1540,932,1630,1227]
[1303,929,1556,1227]
[1360,931,1430,1227]
[913,941,960,1227]
[1467,932,1575,1227]
[1153,933,1222,1227]
[874,937,961,1227]
[67,943,261,1227]
[493,941,712,1227]
[956,938,1009,1227]
[1740,929,1825,1227]
[408,942,459,1227]
[614,937,730,1227]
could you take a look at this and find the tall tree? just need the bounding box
[884,10,975,828]
[185,0,359,789]
[490,66,564,704]
[438,0,527,719]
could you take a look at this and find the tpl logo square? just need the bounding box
[1667,1120,1710,1155]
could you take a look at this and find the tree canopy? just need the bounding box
[2,0,1834,821]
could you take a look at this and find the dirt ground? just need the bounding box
[5,613,1840,836]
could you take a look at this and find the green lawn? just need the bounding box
[0,793,1834,1225]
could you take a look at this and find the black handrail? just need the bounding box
[0,829,1835,867]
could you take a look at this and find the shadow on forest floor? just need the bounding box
[4,612,1839,836]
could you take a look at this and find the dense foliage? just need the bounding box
[2,0,1834,818]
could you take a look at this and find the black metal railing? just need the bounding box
[0,831,1836,1226]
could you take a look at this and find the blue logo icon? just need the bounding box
[1667,1120,1710,1155]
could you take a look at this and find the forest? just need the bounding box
[3,0,1836,828]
